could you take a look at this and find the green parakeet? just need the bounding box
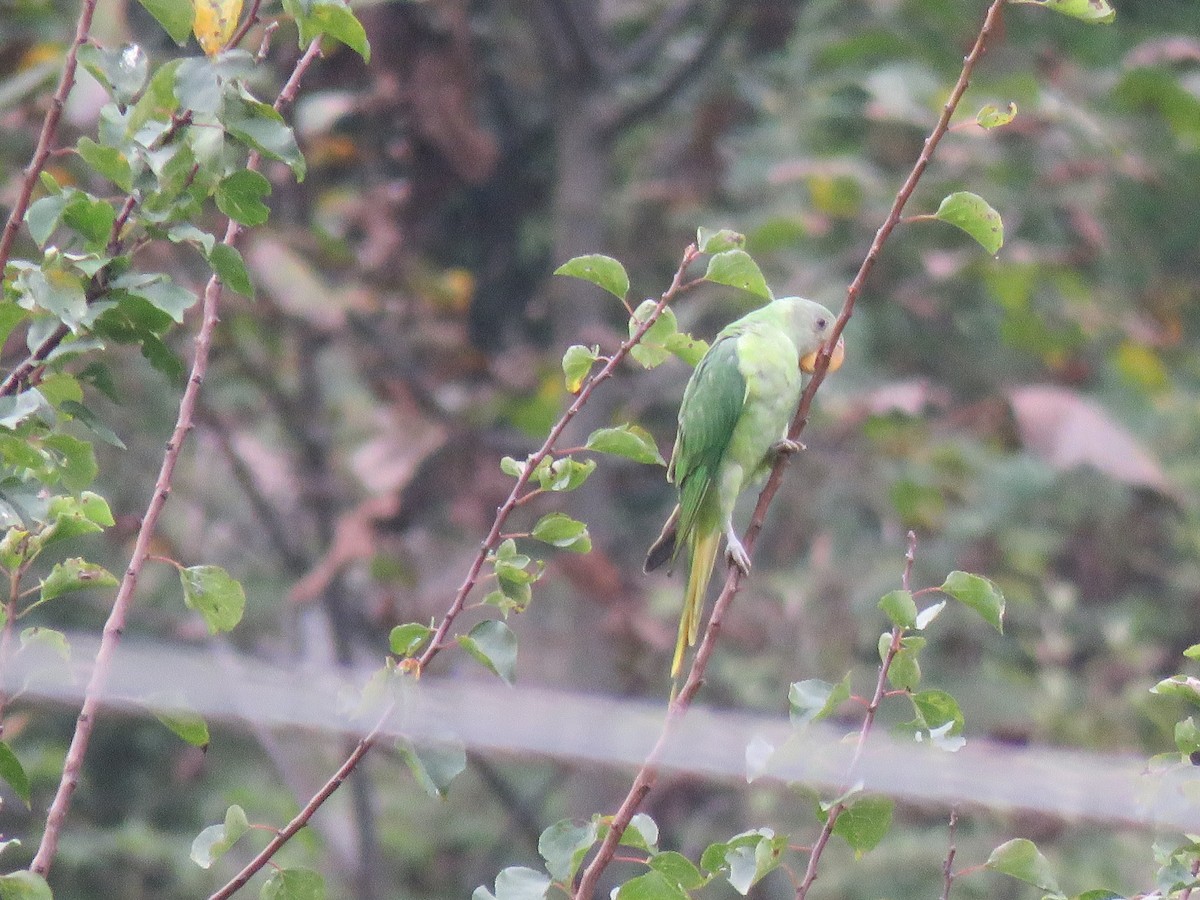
[644,296,845,677]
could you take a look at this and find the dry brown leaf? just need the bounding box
[1007,385,1170,494]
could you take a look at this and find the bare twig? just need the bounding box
[573,2,1006,893]
[940,809,960,900]
[0,0,99,274]
[28,37,325,879]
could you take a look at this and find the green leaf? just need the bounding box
[180,564,246,634]
[530,512,591,552]
[156,706,211,748]
[0,871,52,900]
[79,43,149,105]
[1184,643,1200,661]
[226,91,306,180]
[389,622,433,657]
[701,829,786,895]
[561,344,599,393]
[295,0,371,61]
[986,838,1063,894]
[0,741,31,807]
[976,102,1018,129]
[40,557,118,602]
[537,457,596,493]
[554,254,629,302]
[111,271,197,322]
[940,570,1005,632]
[538,818,598,882]
[932,192,1004,255]
[878,589,916,629]
[648,851,705,890]
[703,249,772,301]
[77,137,133,192]
[789,673,851,726]
[620,813,659,852]
[886,635,924,691]
[833,796,893,856]
[19,626,71,660]
[475,866,551,900]
[208,243,254,298]
[62,193,116,247]
[663,331,708,367]
[1151,675,1200,707]
[190,804,250,868]
[458,619,518,685]
[696,227,745,254]
[216,169,272,227]
[628,300,678,369]
[138,0,194,43]
[1009,0,1115,24]
[25,195,68,247]
[260,867,325,900]
[398,736,466,798]
[910,689,965,738]
[585,424,665,466]
[614,871,688,900]
[1175,717,1200,755]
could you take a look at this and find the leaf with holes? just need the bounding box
[180,565,246,634]
[703,249,772,301]
[933,192,1004,255]
[586,424,665,466]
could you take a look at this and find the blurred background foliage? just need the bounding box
[2,0,1200,896]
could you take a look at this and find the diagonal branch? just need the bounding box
[572,2,1007,895]
[27,36,326,879]
[0,0,98,275]
[618,0,704,75]
[598,0,740,139]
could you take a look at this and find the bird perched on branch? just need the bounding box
[644,296,845,678]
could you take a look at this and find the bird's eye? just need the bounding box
[816,317,827,329]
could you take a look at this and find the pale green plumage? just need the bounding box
[645,297,840,678]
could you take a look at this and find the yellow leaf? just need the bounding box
[193,0,243,56]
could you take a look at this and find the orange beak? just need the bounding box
[800,335,845,374]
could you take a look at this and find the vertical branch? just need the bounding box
[0,0,99,273]
[940,809,960,900]
[573,2,1006,894]
[27,37,325,878]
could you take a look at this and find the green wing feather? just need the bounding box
[671,334,747,560]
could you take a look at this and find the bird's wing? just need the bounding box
[672,333,748,554]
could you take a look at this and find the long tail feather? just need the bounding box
[672,529,720,678]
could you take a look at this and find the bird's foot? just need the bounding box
[771,438,806,459]
[725,533,752,575]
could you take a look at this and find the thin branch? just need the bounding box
[0,0,99,274]
[572,2,1006,893]
[598,0,740,139]
[940,809,959,900]
[27,37,326,879]
[618,0,703,74]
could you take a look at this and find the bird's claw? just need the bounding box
[725,535,752,575]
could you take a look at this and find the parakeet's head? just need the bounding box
[776,297,846,374]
